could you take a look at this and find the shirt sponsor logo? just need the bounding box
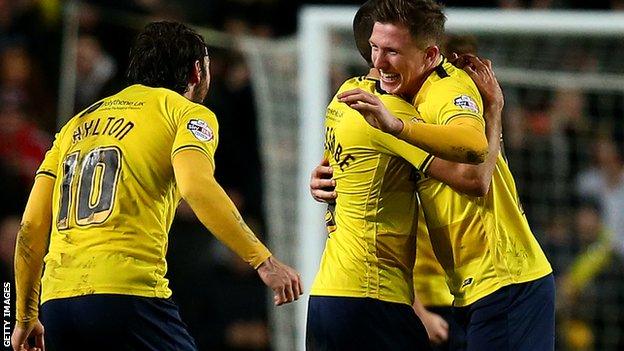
[187,119,213,142]
[461,277,474,288]
[454,95,479,114]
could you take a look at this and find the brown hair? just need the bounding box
[373,0,446,49]
[127,21,208,95]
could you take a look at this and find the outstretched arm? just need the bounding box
[427,56,504,196]
[12,176,53,351]
[173,149,302,306]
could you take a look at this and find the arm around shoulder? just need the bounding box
[425,55,505,196]
[426,106,502,197]
[398,116,488,165]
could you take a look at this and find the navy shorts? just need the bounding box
[306,296,431,351]
[427,306,466,351]
[40,294,197,351]
[454,274,555,351]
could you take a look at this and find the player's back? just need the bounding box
[38,84,218,303]
[311,76,433,305]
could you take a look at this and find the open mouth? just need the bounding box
[380,71,400,83]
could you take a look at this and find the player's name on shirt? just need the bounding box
[324,124,355,171]
[71,100,143,144]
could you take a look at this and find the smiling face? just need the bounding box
[370,22,435,99]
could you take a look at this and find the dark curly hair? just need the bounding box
[126,21,208,95]
[373,0,446,49]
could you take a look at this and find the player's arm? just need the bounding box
[12,175,52,351]
[426,56,503,197]
[412,293,449,345]
[172,149,302,305]
[337,90,487,165]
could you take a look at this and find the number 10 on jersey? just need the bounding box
[57,146,122,229]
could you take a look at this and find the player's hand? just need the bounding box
[337,89,404,136]
[418,310,449,345]
[257,256,303,306]
[452,53,504,114]
[310,158,336,203]
[447,52,476,68]
[11,319,45,351]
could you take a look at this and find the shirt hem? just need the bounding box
[310,288,411,306]
[452,268,552,307]
[41,287,172,304]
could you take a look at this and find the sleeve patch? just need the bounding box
[453,95,479,114]
[187,119,214,141]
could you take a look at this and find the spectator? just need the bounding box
[576,136,624,258]
[74,34,117,111]
[0,43,55,131]
[542,212,575,278]
[0,98,50,188]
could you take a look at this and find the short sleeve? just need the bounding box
[372,95,433,172]
[171,104,219,169]
[424,76,484,127]
[36,132,62,179]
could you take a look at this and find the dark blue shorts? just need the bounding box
[41,294,197,351]
[306,296,431,351]
[427,306,466,351]
[454,274,555,351]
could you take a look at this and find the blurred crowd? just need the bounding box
[507,89,624,350]
[1,0,624,350]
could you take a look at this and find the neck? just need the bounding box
[183,88,193,100]
[403,53,442,100]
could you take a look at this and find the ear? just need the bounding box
[189,60,202,84]
[424,45,440,66]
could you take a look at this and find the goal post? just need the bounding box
[296,6,361,350]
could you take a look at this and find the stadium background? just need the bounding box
[1,0,624,350]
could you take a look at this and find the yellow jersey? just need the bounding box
[36,84,219,303]
[311,77,432,306]
[415,58,552,307]
[413,206,454,307]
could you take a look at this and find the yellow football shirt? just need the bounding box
[311,77,432,306]
[415,58,552,307]
[37,84,219,303]
[413,206,453,307]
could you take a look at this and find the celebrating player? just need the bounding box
[310,28,499,351]
[12,21,301,351]
[336,0,555,350]
[303,0,503,349]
